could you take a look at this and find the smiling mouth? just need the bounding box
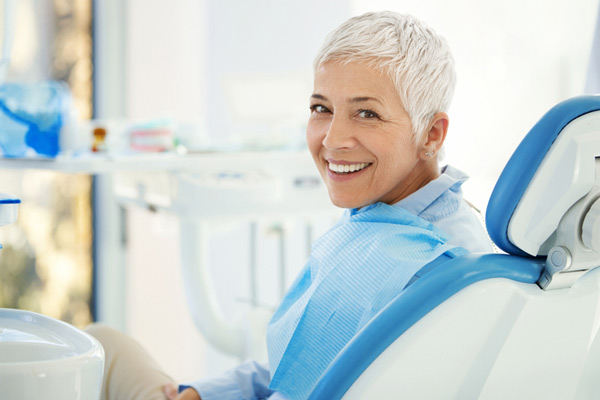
[328,162,372,174]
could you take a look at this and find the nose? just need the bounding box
[322,115,356,150]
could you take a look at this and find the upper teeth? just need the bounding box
[328,162,369,173]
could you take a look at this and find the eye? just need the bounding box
[357,109,380,119]
[309,104,331,114]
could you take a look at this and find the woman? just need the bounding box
[89,11,493,400]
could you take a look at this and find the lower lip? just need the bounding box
[326,164,371,182]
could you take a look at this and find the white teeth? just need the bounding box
[328,162,370,174]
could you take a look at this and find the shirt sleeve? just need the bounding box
[179,360,278,400]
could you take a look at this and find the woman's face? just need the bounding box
[307,61,433,209]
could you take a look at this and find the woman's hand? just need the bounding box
[163,383,201,400]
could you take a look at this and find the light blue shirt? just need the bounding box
[394,165,493,254]
[183,165,493,399]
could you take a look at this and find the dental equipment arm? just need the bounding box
[179,220,244,357]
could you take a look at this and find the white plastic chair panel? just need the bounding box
[343,267,600,400]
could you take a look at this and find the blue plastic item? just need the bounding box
[0,81,71,158]
[0,194,20,250]
[0,197,20,204]
[486,95,600,256]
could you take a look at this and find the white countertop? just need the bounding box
[0,150,314,174]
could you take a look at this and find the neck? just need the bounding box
[383,159,440,205]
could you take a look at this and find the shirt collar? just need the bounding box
[392,165,469,216]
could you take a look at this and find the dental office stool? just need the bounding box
[0,196,104,400]
[308,95,600,400]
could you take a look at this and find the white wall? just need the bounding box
[123,0,351,149]
[1,0,54,82]
[125,0,207,125]
[202,1,350,148]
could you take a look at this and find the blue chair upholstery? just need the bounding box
[486,96,600,257]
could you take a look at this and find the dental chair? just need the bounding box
[0,196,104,399]
[308,95,600,399]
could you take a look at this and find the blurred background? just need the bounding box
[0,0,598,384]
[0,0,93,326]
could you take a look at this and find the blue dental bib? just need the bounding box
[266,202,466,399]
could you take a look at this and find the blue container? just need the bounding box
[0,81,71,158]
[0,108,28,157]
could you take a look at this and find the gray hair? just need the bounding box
[313,11,456,144]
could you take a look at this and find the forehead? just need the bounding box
[313,61,399,102]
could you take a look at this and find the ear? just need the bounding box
[420,112,449,160]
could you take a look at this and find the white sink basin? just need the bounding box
[0,309,104,399]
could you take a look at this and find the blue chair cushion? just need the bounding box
[486,96,600,256]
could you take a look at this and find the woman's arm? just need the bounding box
[165,360,273,400]
[164,384,201,400]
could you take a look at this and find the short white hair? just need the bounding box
[314,11,456,144]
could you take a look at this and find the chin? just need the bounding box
[328,194,366,209]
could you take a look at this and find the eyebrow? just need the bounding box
[351,96,383,105]
[311,93,327,101]
[310,94,383,105]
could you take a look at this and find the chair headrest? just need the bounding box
[486,96,600,257]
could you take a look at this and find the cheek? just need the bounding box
[373,137,417,173]
[306,122,324,160]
